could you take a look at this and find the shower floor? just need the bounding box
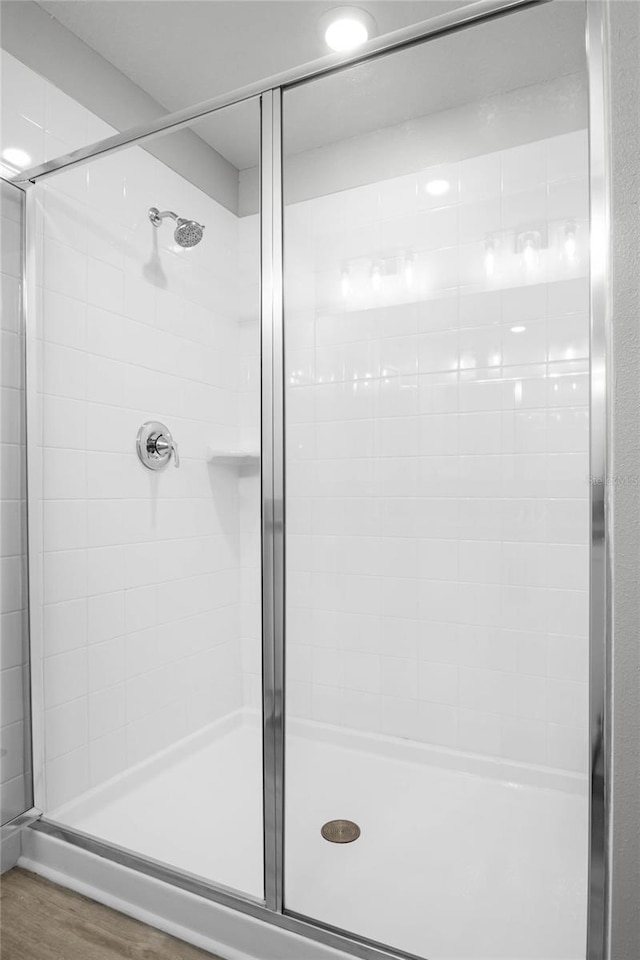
[50,712,588,960]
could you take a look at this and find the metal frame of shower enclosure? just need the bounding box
[0,179,38,838]
[12,0,611,958]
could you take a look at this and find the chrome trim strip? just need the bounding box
[271,88,286,915]
[262,89,285,912]
[31,819,265,909]
[284,911,426,960]
[20,180,35,821]
[586,2,611,958]
[23,183,47,814]
[260,88,284,912]
[29,820,429,960]
[15,0,545,185]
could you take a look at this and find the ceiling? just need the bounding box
[31,0,586,172]
[30,0,469,168]
[281,2,586,158]
[35,1,469,111]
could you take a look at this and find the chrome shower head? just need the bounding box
[148,207,205,248]
[174,218,204,248]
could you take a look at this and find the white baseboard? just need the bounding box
[19,829,349,960]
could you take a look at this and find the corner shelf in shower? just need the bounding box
[207,449,260,468]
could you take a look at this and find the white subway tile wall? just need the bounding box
[0,179,32,823]
[1,52,261,810]
[284,132,590,774]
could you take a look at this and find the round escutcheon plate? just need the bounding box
[320,819,361,843]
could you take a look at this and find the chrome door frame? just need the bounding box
[261,87,286,914]
[585,2,611,958]
[17,0,610,958]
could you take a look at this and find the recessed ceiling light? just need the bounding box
[511,325,526,334]
[425,179,450,197]
[321,7,376,53]
[1,147,31,169]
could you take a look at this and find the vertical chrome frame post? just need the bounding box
[586,2,611,958]
[261,88,285,913]
[22,183,45,814]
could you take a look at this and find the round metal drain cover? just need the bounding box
[321,819,361,844]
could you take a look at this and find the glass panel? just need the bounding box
[283,3,590,956]
[0,179,33,827]
[33,97,263,898]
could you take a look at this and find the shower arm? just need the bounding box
[149,207,179,227]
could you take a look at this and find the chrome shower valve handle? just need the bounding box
[136,421,180,470]
[154,433,180,468]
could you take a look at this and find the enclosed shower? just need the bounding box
[0,1,608,958]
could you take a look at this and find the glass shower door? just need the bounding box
[282,3,591,957]
[32,97,264,898]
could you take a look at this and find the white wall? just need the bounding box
[0,179,32,827]
[284,131,590,775]
[0,51,261,811]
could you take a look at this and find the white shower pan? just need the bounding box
[33,711,588,960]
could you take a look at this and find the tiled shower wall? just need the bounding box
[37,162,245,811]
[284,132,590,774]
[1,52,259,810]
